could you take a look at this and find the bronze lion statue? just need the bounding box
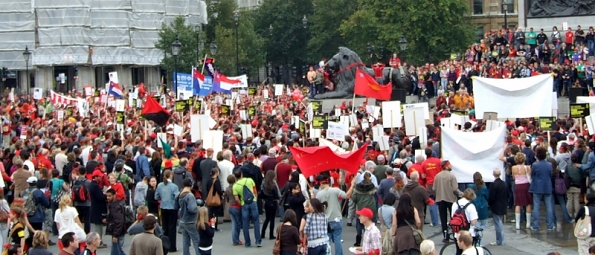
[315,47,412,100]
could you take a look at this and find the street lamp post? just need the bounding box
[171,36,182,96]
[399,35,408,62]
[234,12,239,75]
[210,43,218,56]
[302,15,308,80]
[22,46,31,95]
[503,0,508,29]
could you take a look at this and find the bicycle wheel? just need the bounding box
[439,243,458,255]
[481,247,493,255]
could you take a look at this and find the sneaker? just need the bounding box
[346,223,352,227]
[256,243,262,247]
[48,240,56,246]
[233,241,244,246]
[99,243,108,249]
[489,242,501,246]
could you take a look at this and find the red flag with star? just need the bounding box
[354,69,392,100]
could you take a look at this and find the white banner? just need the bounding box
[442,125,506,183]
[226,75,249,88]
[473,74,554,118]
[577,96,595,110]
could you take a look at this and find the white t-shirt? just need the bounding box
[462,246,484,255]
[24,160,35,173]
[451,198,478,238]
[54,206,79,238]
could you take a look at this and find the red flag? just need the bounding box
[141,96,170,127]
[354,69,392,100]
[289,143,369,178]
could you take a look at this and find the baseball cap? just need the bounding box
[27,177,38,183]
[356,208,374,219]
[441,160,451,167]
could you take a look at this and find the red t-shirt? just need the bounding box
[566,31,574,44]
[276,163,292,189]
[421,157,441,185]
[408,163,426,187]
[508,49,517,58]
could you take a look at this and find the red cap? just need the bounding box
[150,133,157,139]
[360,159,366,165]
[511,130,519,136]
[356,208,374,219]
[164,160,173,169]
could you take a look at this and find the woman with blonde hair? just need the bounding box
[196,207,215,254]
[155,169,179,253]
[419,240,436,255]
[512,152,532,230]
[28,231,52,255]
[53,195,85,252]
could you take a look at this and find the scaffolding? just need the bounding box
[0,0,208,69]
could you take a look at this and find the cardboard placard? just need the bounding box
[403,103,430,119]
[241,124,253,139]
[194,100,202,111]
[247,106,256,116]
[482,112,498,121]
[404,106,426,136]
[203,130,224,159]
[570,103,590,118]
[248,87,257,95]
[327,121,346,141]
[381,101,402,128]
[274,84,284,96]
[175,100,189,112]
[311,101,322,113]
[115,111,125,124]
[312,114,328,129]
[586,115,595,135]
[190,115,210,142]
[538,117,557,131]
[220,105,230,115]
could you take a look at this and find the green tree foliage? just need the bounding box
[307,0,357,62]
[155,16,206,75]
[339,0,476,65]
[253,0,313,66]
[202,0,264,77]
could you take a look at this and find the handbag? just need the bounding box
[52,183,68,205]
[43,180,52,200]
[272,225,282,255]
[205,178,221,207]
[404,219,425,245]
[555,172,568,195]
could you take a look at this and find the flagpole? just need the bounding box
[200,54,208,74]
[351,93,356,113]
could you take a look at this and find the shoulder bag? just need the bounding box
[523,165,532,183]
[404,219,425,245]
[272,225,282,255]
[205,178,221,207]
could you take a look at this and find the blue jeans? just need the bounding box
[278,205,285,220]
[532,193,554,230]
[110,235,126,255]
[429,204,439,226]
[493,214,504,245]
[309,83,315,98]
[475,219,488,246]
[180,222,200,255]
[552,194,573,223]
[241,202,261,247]
[589,40,595,56]
[228,206,242,245]
[307,244,327,255]
[327,220,343,255]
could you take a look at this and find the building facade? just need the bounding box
[469,0,519,40]
[0,0,207,95]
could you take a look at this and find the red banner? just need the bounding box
[289,143,368,178]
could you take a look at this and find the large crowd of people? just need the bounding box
[2,25,595,255]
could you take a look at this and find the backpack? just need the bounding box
[120,202,135,229]
[242,179,255,205]
[22,188,39,216]
[575,206,593,239]
[567,165,583,186]
[400,159,409,174]
[72,179,89,203]
[450,201,471,233]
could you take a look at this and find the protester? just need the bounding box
[28,231,52,255]
[259,171,280,240]
[129,215,163,255]
[54,195,85,252]
[353,207,381,255]
[155,170,179,252]
[197,207,215,255]
[434,160,462,242]
[452,189,479,255]
[58,232,78,255]
[300,198,329,255]
[232,170,261,247]
[488,169,507,246]
[105,189,126,255]
[176,178,200,255]
[205,168,223,232]
[468,172,488,246]
[512,152,532,230]
[530,147,555,231]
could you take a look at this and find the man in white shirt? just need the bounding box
[54,144,69,174]
[217,150,235,190]
[21,150,35,174]
[457,230,484,255]
[355,161,378,187]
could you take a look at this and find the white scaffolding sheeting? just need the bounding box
[37,8,91,27]
[130,30,160,48]
[32,46,89,66]
[92,47,163,65]
[91,0,132,10]
[165,0,190,15]
[91,10,130,28]
[0,31,35,51]
[0,13,35,32]
[35,0,90,8]
[0,51,33,69]
[60,27,91,46]
[38,28,62,46]
[88,28,131,46]
[128,13,164,29]
[131,0,165,13]
[0,0,32,13]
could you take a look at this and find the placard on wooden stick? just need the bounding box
[190,115,210,142]
[404,106,426,136]
[381,101,402,128]
[482,112,498,121]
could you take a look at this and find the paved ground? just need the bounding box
[42,212,578,255]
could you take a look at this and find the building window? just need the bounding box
[476,26,485,42]
[473,0,483,14]
[131,67,145,86]
[502,0,514,13]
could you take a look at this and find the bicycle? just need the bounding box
[439,225,493,255]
